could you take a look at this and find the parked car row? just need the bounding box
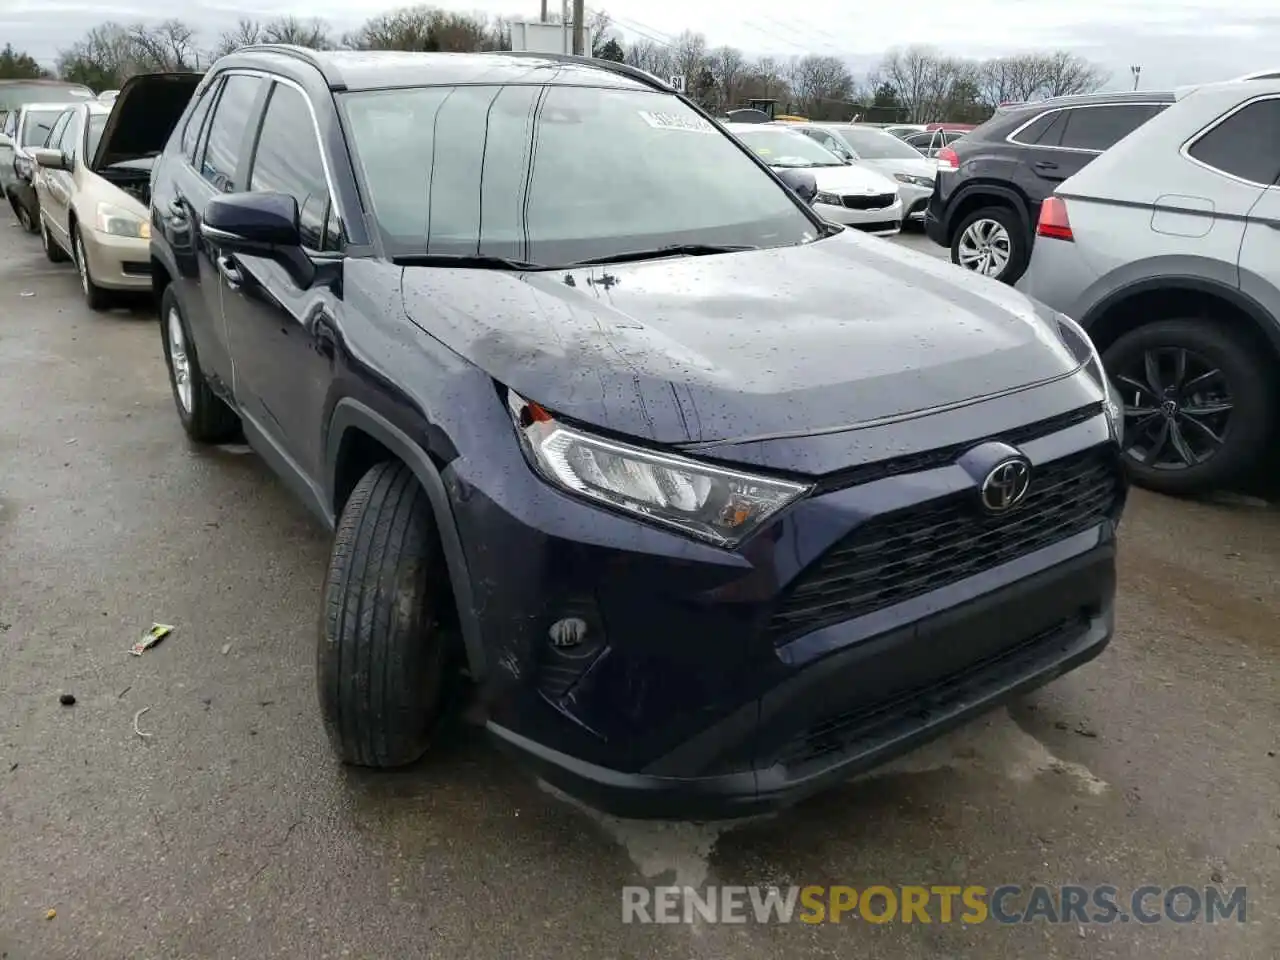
[923,78,1280,495]
[7,49,1128,820]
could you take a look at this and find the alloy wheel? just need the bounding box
[76,233,90,295]
[167,308,193,413]
[1114,347,1233,470]
[956,219,1011,277]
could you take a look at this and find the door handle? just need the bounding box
[215,254,243,290]
[1034,160,1059,171]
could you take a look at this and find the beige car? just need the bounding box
[33,100,154,310]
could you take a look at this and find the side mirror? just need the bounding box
[776,168,819,205]
[202,191,301,251]
[32,148,67,171]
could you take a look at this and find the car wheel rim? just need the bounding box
[957,219,1011,277]
[168,308,193,413]
[1113,347,1233,470]
[76,235,89,294]
[17,207,30,230]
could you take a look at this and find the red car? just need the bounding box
[925,122,976,132]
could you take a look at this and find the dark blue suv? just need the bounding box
[143,47,1127,819]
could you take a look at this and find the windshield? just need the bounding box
[732,129,847,168]
[20,108,63,147]
[86,113,107,161]
[340,84,818,264]
[830,127,925,161]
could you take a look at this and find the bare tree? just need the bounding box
[788,54,853,114]
[129,19,200,71]
[1005,54,1050,102]
[261,16,332,49]
[670,30,708,89]
[623,39,674,79]
[707,45,747,110]
[1040,51,1109,97]
[976,57,1019,109]
[879,46,938,122]
[344,6,494,52]
[215,18,265,57]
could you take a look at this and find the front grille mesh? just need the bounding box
[842,192,897,210]
[766,446,1121,644]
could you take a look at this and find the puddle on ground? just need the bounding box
[545,708,1109,883]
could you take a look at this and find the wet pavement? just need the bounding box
[0,220,1276,959]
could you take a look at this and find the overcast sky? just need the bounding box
[4,0,1278,88]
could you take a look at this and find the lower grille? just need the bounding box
[843,192,896,210]
[766,446,1122,644]
[850,220,899,233]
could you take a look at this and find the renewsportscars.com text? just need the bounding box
[621,884,1248,925]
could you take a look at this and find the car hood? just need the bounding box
[398,230,1084,449]
[805,163,898,194]
[858,156,937,180]
[90,72,202,172]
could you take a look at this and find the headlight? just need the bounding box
[507,392,811,547]
[95,202,149,239]
[814,190,842,205]
[1053,312,1122,442]
[893,173,934,188]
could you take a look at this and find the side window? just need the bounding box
[818,132,853,159]
[62,111,84,164]
[181,81,218,163]
[247,83,341,251]
[44,111,71,150]
[201,75,264,193]
[1187,98,1280,186]
[2,111,15,139]
[1012,111,1065,146]
[1058,104,1163,152]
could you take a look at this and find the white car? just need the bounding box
[788,122,938,225]
[724,123,903,235]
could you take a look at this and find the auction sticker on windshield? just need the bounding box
[638,110,715,133]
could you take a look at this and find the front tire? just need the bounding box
[74,225,113,311]
[1103,319,1275,495]
[159,285,241,443]
[318,461,448,768]
[950,205,1028,284]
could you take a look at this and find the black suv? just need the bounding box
[925,91,1173,284]
[147,46,1127,819]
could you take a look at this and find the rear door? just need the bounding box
[1220,97,1280,321]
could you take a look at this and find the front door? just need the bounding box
[218,79,344,490]
[37,109,75,245]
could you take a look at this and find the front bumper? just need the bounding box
[452,402,1125,819]
[81,228,151,290]
[895,182,933,221]
[492,548,1114,819]
[815,198,903,235]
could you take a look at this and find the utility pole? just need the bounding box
[1130,65,1142,90]
[572,0,585,55]
[540,0,547,22]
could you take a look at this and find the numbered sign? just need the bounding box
[669,75,686,93]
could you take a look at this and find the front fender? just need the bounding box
[325,397,488,682]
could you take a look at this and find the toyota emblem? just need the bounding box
[980,457,1032,513]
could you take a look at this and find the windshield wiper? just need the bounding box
[391,253,548,270]
[569,243,756,266]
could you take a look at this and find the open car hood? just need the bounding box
[90,72,203,172]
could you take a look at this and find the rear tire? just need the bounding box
[159,285,241,443]
[12,197,36,234]
[318,461,449,768]
[950,205,1028,284]
[1103,319,1275,495]
[41,217,68,263]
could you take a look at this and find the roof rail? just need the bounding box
[498,51,673,92]
[223,44,346,88]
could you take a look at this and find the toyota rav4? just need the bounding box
[147,47,1127,819]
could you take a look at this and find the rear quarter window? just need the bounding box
[1056,104,1165,152]
[1186,97,1280,186]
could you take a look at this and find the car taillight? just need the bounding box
[1037,196,1073,241]
[936,146,960,170]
